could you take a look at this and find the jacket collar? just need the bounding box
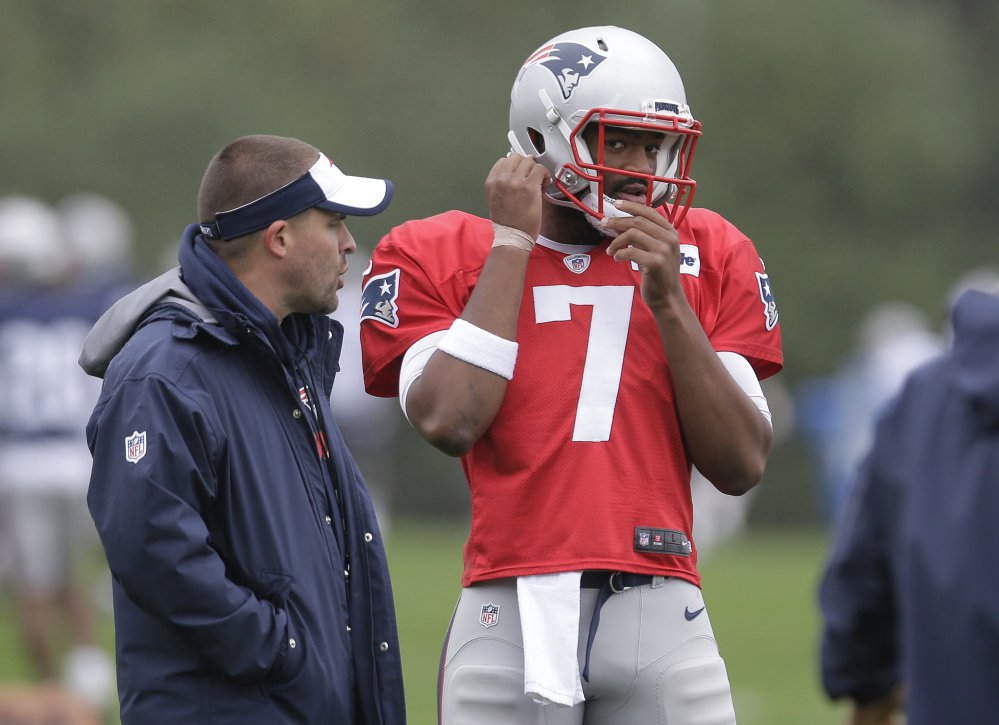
[179,223,311,368]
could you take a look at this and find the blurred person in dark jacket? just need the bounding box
[819,285,999,725]
[80,134,405,724]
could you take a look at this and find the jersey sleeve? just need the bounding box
[359,214,487,398]
[705,236,784,380]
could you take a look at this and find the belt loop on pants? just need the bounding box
[580,571,655,682]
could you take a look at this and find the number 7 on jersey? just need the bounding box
[533,285,635,442]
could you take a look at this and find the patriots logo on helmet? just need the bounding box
[525,42,607,100]
[756,271,779,331]
[360,268,401,328]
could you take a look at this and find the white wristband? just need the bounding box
[437,318,518,380]
[492,222,535,252]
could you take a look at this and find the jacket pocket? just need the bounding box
[259,570,294,606]
[207,671,269,707]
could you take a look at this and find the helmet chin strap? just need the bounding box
[507,131,529,157]
[581,193,631,238]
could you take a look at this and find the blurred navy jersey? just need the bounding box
[0,279,127,490]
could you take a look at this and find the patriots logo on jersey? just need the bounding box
[360,268,401,328]
[525,42,607,100]
[756,271,779,331]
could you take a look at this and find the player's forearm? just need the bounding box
[654,301,772,494]
[460,244,530,337]
[407,245,529,456]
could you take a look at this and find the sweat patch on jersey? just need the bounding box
[755,271,779,331]
[360,268,401,328]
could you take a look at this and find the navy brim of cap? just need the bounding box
[201,154,393,240]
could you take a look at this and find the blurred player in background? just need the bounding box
[819,281,999,724]
[0,193,125,712]
[360,26,783,724]
[797,301,943,521]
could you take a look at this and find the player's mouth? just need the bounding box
[607,181,650,205]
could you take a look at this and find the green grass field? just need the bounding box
[0,522,847,724]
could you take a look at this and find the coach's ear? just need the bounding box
[262,219,291,259]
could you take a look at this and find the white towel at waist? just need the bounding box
[517,571,584,707]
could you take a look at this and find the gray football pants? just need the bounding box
[438,576,737,724]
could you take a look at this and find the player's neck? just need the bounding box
[540,203,605,247]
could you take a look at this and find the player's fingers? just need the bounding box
[488,156,508,176]
[490,154,545,186]
[611,199,674,231]
[604,218,678,256]
[506,153,540,174]
[526,161,551,187]
[602,215,670,247]
[611,246,656,271]
[490,153,525,176]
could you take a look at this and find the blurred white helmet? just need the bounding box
[0,195,68,285]
[58,192,134,277]
[509,26,701,226]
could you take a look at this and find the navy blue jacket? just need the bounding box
[82,225,405,724]
[819,289,999,724]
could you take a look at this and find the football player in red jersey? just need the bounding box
[360,26,783,724]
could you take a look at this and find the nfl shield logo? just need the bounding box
[125,431,146,463]
[563,254,591,274]
[639,531,650,547]
[479,602,500,628]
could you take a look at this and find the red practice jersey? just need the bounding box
[360,208,783,587]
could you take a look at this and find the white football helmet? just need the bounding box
[57,192,135,278]
[509,26,701,226]
[0,195,67,285]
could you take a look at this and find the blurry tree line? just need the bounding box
[2,0,996,523]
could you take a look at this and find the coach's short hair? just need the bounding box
[197,135,318,227]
